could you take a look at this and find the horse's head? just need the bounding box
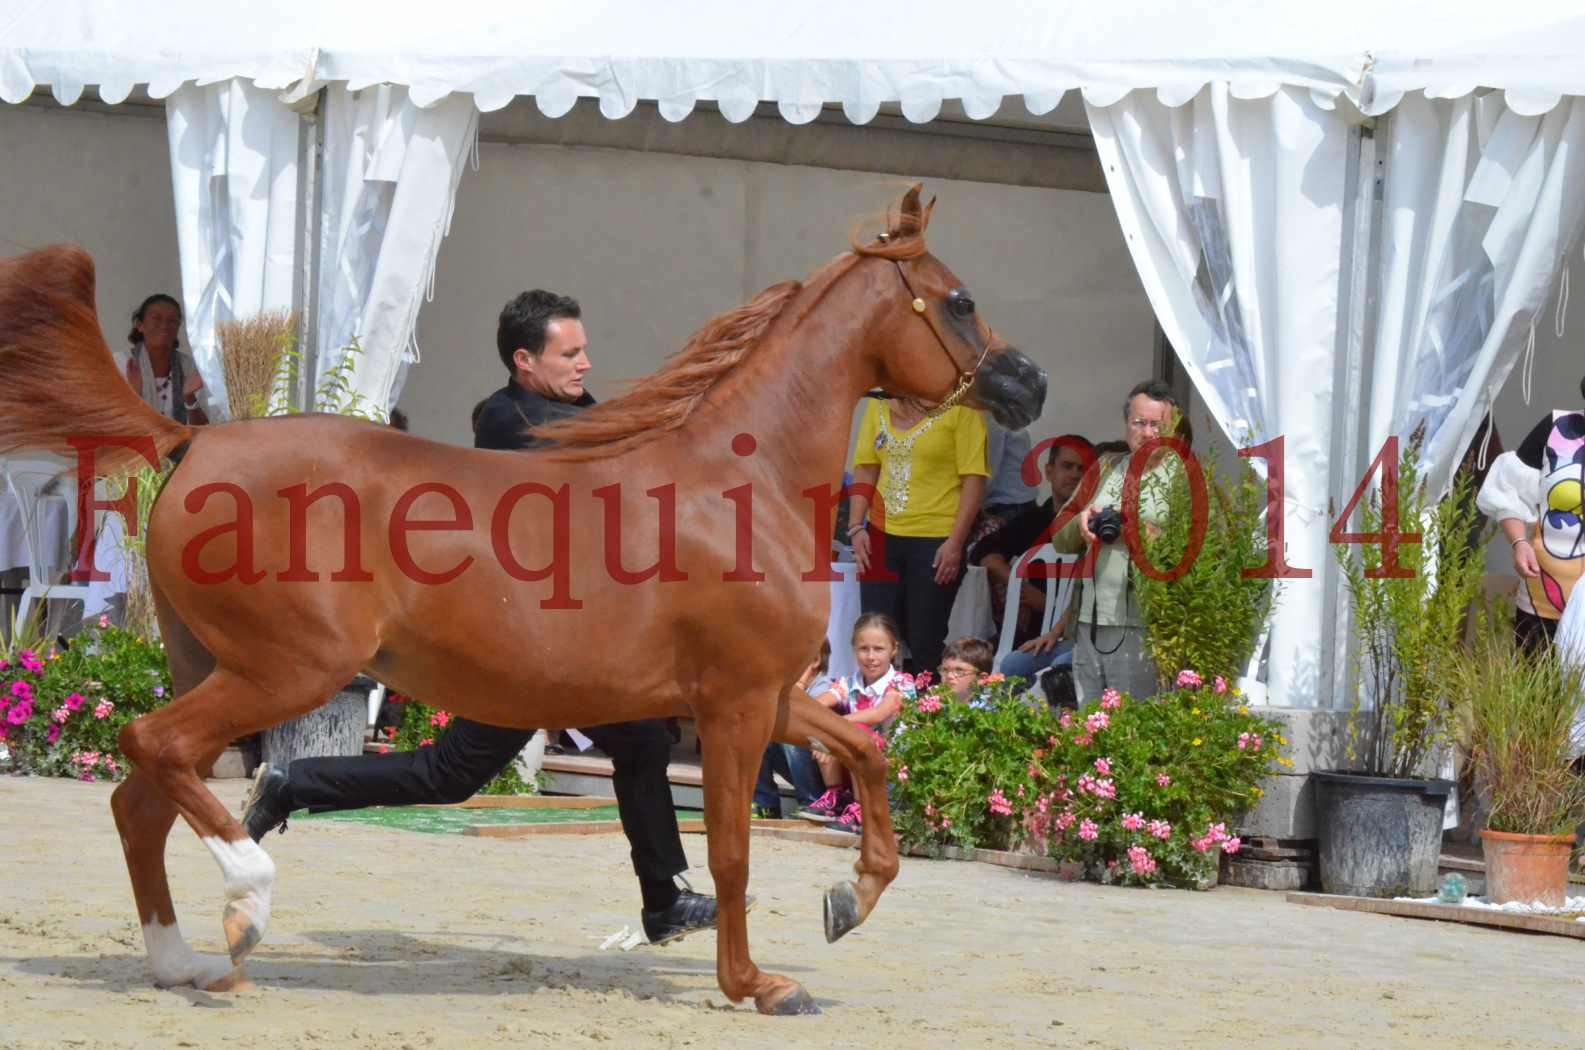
[856,186,1047,429]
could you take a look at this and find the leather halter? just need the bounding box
[892,259,993,417]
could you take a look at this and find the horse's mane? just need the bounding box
[532,220,928,461]
[532,279,804,460]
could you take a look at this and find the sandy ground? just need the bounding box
[0,776,1580,1050]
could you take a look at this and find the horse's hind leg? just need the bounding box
[111,586,244,988]
[111,767,243,989]
[694,702,819,1016]
[773,690,900,942]
[118,664,350,982]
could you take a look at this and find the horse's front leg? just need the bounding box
[774,689,900,941]
[694,703,820,1016]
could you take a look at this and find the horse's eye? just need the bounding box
[948,291,975,319]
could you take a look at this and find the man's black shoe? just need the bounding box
[240,763,293,842]
[642,889,720,945]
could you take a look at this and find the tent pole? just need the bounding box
[1323,113,1385,711]
[291,90,326,412]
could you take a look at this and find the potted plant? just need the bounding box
[1450,611,1585,907]
[1318,438,1488,897]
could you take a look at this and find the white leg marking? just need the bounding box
[201,835,275,949]
[141,921,236,988]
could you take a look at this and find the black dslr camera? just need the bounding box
[1090,505,1125,545]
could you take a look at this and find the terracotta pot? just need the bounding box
[1480,828,1576,907]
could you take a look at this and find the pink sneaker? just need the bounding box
[835,801,863,834]
[798,787,850,823]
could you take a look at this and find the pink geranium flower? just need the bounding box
[1094,757,1112,776]
[429,710,452,729]
[1156,772,1172,787]
[1099,688,1122,711]
[917,695,942,714]
[987,789,1014,817]
[1084,711,1109,733]
[1072,733,1093,747]
[1176,669,1202,688]
[1078,819,1099,842]
[419,737,434,747]
[51,706,70,724]
[896,764,909,782]
[98,615,111,629]
[1127,844,1158,876]
[1224,837,1242,855]
[1121,812,1144,831]
[93,700,114,720]
[1148,819,1172,840]
[1213,676,1228,694]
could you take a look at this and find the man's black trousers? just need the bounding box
[284,717,688,900]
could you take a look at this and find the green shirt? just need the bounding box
[1051,453,1172,627]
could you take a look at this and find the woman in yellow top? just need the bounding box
[846,394,988,673]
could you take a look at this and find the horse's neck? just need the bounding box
[712,265,885,489]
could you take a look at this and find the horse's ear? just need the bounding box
[890,183,935,240]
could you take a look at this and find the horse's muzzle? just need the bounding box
[975,347,1047,430]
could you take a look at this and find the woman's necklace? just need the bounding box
[877,400,939,517]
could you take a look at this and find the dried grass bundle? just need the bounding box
[219,311,296,419]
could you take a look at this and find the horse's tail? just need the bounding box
[0,245,193,477]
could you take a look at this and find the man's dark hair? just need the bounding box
[1046,433,1094,465]
[496,290,581,371]
[1123,379,1177,417]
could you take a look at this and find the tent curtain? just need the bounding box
[165,79,300,420]
[1368,93,1585,496]
[314,84,477,416]
[1086,85,1351,708]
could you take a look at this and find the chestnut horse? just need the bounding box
[0,187,1045,1014]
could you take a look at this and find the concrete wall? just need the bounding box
[0,102,181,363]
[404,140,1156,457]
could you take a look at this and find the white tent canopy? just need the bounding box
[7,2,1585,713]
[7,1,1585,120]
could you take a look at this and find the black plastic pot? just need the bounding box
[1312,771,1452,898]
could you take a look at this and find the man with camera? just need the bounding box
[1050,380,1177,703]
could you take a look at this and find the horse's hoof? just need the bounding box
[222,904,263,964]
[823,881,861,943]
[759,984,821,1016]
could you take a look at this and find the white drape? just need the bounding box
[1087,86,1350,708]
[314,84,477,416]
[1368,93,1585,496]
[165,79,300,420]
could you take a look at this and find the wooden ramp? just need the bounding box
[1286,891,1585,940]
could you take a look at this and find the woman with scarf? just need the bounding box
[123,294,207,424]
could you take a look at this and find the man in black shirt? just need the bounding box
[243,290,718,945]
[970,434,1094,639]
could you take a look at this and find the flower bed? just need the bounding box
[886,670,1289,888]
[0,617,172,781]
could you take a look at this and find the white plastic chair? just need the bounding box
[993,545,1078,671]
[1,454,100,630]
